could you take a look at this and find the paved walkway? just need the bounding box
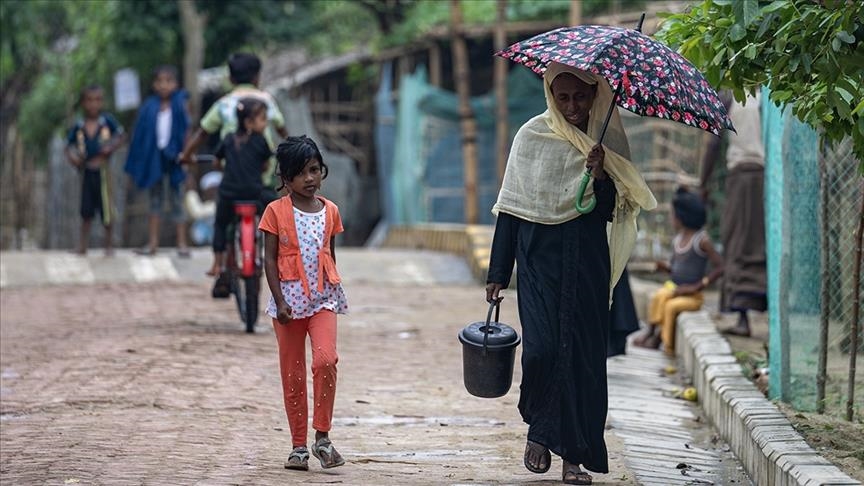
[0,248,749,485]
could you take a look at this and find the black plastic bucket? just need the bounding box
[458,300,520,398]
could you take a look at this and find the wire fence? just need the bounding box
[819,137,863,419]
[765,100,863,420]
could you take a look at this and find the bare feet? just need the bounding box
[722,312,751,337]
[632,329,654,346]
[634,334,661,349]
[205,263,220,277]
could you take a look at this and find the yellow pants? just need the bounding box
[648,287,703,354]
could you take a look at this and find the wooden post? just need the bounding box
[450,0,478,224]
[429,43,442,87]
[569,0,582,26]
[494,0,509,185]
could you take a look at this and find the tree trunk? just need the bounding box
[450,0,478,224]
[494,0,509,186]
[817,154,830,413]
[847,184,863,421]
[569,0,582,26]
[178,0,207,121]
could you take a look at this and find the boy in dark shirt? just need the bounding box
[65,85,125,255]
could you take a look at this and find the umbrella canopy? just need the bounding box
[496,24,735,136]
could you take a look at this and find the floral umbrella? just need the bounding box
[496,20,735,138]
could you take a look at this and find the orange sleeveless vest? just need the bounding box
[265,195,342,297]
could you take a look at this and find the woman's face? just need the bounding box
[551,73,596,130]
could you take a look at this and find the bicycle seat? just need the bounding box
[233,201,258,217]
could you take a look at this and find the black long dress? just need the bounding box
[608,267,639,357]
[487,178,616,473]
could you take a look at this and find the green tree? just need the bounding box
[655,0,864,170]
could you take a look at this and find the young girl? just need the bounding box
[208,97,271,288]
[634,187,724,354]
[259,136,348,471]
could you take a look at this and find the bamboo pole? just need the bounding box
[817,154,830,413]
[847,183,863,421]
[569,0,582,26]
[494,0,509,185]
[450,0,478,224]
[429,43,442,87]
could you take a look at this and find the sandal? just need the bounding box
[311,436,345,469]
[134,247,157,256]
[524,440,551,474]
[284,446,309,471]
[211,272,231,299]
[563,462,593,485]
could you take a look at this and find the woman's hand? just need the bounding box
[655,260,671,273]
[586,144,606,180]
[485,283,504,304]
[276,302,293,324]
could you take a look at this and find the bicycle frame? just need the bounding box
[233,202,259,278]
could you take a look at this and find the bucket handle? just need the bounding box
[483,299,501,356]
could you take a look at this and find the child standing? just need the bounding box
[125,65,191,257]
[635,188,724,354]
[65,84,125,256]
[260,136,348,471]
[208,98,272,286]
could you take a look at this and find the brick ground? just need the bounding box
[1,279,638,485]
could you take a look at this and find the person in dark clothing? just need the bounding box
[607,268,640,357]
[65,85,125,256]
[485,62,656,485]
[208,97,272,280]
[125,65,191,257]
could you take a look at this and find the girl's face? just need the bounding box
[245,110,268,134]
[287,158,324,199]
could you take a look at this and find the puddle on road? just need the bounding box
[334,415,506,427]
[2,368,20,379]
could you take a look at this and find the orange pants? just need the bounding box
[273,310,338,447]
[648,287,703,354]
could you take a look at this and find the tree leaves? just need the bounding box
[655,0,864,168]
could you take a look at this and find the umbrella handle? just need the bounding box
[574,171,596,214]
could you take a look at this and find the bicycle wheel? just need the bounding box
[243,275,259,333]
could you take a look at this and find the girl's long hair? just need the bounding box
[275,135,328,191]
[234,97,267,144]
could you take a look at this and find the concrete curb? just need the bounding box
[675,311,862,486]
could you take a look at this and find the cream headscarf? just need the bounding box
[492,62,657,294]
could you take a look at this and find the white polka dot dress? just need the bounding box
[265,206,348,319]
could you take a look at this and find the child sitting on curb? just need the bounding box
[634,187,724,355]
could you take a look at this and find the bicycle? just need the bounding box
[225,200,263,333]
[189,154,262,333]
